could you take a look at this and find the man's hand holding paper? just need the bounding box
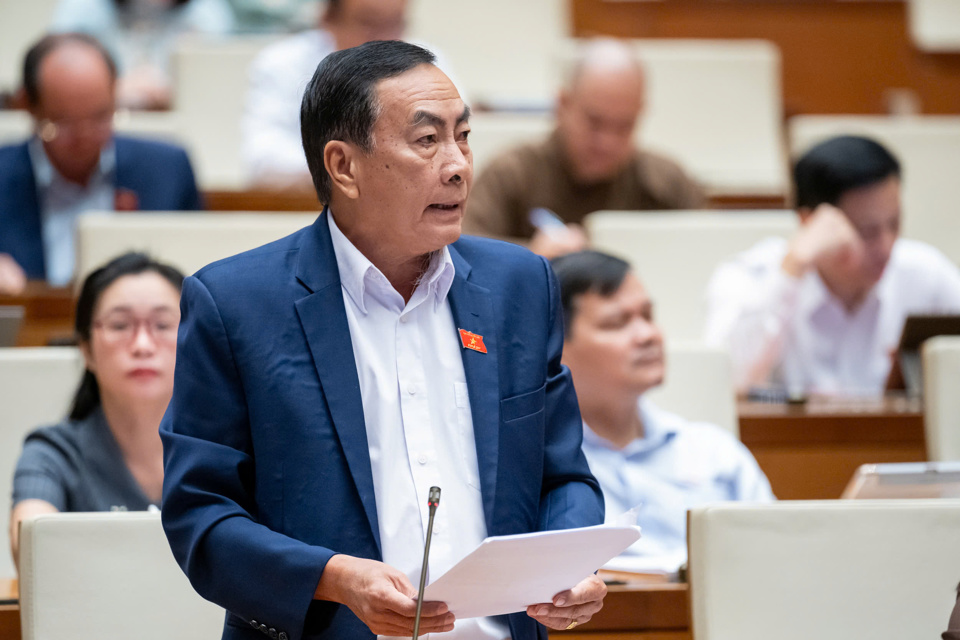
[526,573,607,630]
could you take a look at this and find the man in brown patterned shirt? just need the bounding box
[464,39,705,258]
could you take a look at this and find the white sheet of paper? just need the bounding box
[422,524,641,619]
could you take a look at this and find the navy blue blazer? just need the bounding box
[0,136,202,279]
[160,211,604,640]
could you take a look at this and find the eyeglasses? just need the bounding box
[37,112,114,142]
[93,314,178,345]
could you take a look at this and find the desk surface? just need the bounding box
[739,396,926,499]
[0,283,75,347]
[558,583,690,639]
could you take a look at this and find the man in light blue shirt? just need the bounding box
[552,250,774,570]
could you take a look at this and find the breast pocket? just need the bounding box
[500,383,546,424]
[455,382,482,491]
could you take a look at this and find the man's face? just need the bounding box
[829,176,901,289]
[31,44,115,182]
[341,63,472,262]
[555,67,644,184]
[562,272,665,403]
[327,0,407,51]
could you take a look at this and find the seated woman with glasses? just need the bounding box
[8,252,183,567]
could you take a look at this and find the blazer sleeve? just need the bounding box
[160,275,335,640]
[536,256,605,533]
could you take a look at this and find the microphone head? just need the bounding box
[428,486,441,507]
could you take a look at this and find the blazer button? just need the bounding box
[259,624,268,634]
[269,629,278,639]
[278,633,288,640]
[250,620,259,629]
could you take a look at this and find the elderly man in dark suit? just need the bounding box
[160,40,606,640]
[0,33,201,293]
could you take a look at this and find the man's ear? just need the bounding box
[324,140,360,200]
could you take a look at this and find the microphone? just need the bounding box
[412,486,441,640]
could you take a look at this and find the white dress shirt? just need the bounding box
[327,212,509,640]
[242,31,457,181]
[704,236,960,395]
[581,398,774,570]
[28,137,116,286]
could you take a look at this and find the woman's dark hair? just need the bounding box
[550,250,632,337]
[794,135,901,210]
[23,33,118,107]
[300,40,437,204]
[69,252,185,421]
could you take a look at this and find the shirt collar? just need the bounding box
[326,208,455,314]
[28,135,116,191]
[582,397,680,456]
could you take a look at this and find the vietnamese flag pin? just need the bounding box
[458,328,487,354]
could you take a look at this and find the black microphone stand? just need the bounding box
[412,486,441,640]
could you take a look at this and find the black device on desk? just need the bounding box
[887,314,960,396]
[0,306,24,347]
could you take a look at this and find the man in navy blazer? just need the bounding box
[0,33,201,293]
[161,41,606,640]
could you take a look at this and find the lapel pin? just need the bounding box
[458,328,487,354]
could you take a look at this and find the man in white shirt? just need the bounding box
[553,250,774,570]
[704,135,960,396]
[162,41,606,640]
[242,0,409,189]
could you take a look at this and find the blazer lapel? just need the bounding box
[294,211,381,555]
[448,245,500,530]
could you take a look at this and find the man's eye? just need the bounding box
[459,130,470,142]
[109,321,132,332]
[419,134,437,144]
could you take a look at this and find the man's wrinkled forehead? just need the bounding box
[371,64,466,126]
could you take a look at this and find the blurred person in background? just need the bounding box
[243,0,457,191]
[554,250,773,572]
[226,0,320,33]
[8,252,184,570]
[51,0,235,110]
[465,39,704,259]
[704,135,960,397]
[0,34,201,294]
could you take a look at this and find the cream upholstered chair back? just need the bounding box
[0,110,32,146]
[75,212,318,282]
[790,115,960,266]
[585,210,798,343]
[0,348,84,579]
[646,342,738,436]
[18,512,224,640]
[171,35,280,190]
[688,500,960,640]
[908,0,960,52]
[407,0,567,108]
[630,39,788,198]
[0,0,59,95]
[923,335,960,461]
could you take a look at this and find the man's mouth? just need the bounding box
[429,203,460,211]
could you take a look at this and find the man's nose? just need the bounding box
[631,318,659,343]
[442,140,472,185]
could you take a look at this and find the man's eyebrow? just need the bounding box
[411,105,472,128]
